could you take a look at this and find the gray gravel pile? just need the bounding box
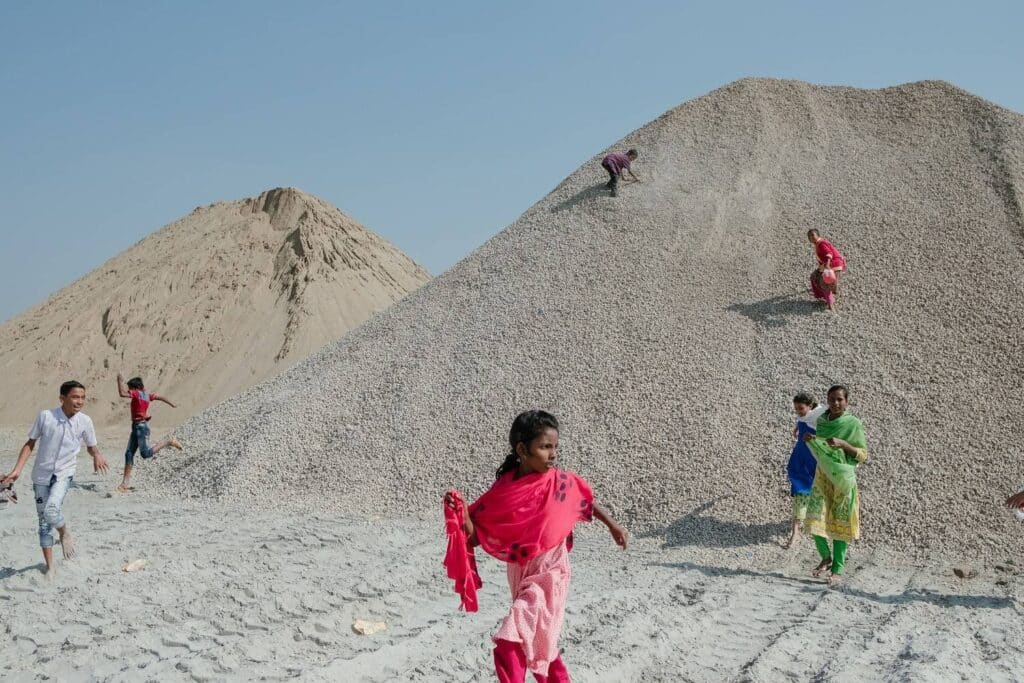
[150,79,1024,557]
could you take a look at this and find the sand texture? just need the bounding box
[2,456,1023,682]
[149,79,1024,559]
[0,188,429,431]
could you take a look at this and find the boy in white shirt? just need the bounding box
[1,380,109,577]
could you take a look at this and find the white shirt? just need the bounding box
[797,404,828,429]
[28,408,97,485]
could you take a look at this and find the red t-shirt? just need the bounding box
[129,389,159,422]
[815,239,846,269]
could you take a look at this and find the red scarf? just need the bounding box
[443,490,483,611]
[443,468,594,611]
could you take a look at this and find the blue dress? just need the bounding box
[787,419,817,496]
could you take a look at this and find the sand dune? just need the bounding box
[0,187,429,430]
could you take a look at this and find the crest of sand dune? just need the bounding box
[155,79,1023,556]
[0,187,430,429]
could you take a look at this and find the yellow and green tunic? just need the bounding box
[804,412,868,542]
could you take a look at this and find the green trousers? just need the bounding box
[813,535,848,575]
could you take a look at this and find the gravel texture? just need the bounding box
[149,78,1024,559]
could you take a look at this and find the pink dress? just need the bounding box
[493,540,571,674]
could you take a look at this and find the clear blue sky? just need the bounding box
[1,1,1021,323]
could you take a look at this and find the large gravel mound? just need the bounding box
[152,79,1024,557]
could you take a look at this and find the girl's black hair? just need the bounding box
[807,228,820,237]
[793,392,817,407]
[127,377,145,390]
[496,410,560,479]
[827,384,849,400]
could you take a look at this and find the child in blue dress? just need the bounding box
[784,393,826,548]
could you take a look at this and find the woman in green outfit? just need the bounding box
[802,385,868,587]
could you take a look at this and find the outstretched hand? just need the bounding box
[1,471,18,486]
[608,522,629,550]
[92,453,110,475]
[443,490,471,528]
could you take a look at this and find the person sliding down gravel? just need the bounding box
[601,149,640,197]
[808,229,847,311]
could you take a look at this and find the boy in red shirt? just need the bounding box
[115,373,182,492]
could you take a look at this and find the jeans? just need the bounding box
[124,421,154,465]
[34,475,73,548]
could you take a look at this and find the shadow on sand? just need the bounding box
[726,293,820,328]
[549,182,611,213]
[646,498,790,549]
[0,564,45,580]
[649,560,1016,610]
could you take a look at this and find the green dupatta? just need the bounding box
[806,412,867,497]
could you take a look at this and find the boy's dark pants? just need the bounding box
[601,160,620,195]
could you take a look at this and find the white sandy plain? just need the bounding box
[1,445,1022,682]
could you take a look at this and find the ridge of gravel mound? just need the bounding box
[152,79,1024,557]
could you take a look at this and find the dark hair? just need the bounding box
[127,377,145,390]
[827,384,849,400]
[496,410,560,479]
[807,228,820,238]
[60,380,85,396]
[627,148,638,157]
[793,392,817,407]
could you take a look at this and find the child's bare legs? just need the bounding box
[117,463,134,492]
[784,519,800,549]
[784,495,808,549]
[151,437,183,455]
[58,525,75,559]
[41,547,56,578]
[118,437,180,492]
[39,527,74,577]
[827,268,844,311]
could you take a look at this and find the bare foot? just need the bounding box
[169,437,183,451]
[827,573,843,588]
[812,558,832,578]
[782,531,798,549]
[60,531,76,560]
[115,484,133,494]
[45,566,56,580]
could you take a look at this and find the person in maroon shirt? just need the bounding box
[600,149,640,197]
[807,229,847,311]
[115,373,182,493]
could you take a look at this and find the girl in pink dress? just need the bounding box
[444,410,628,682]
[807,229,847,310]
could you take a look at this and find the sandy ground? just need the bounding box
[2,453,1023,682]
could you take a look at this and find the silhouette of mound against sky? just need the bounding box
[0,188,429,428]
[156,79,1023,556]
